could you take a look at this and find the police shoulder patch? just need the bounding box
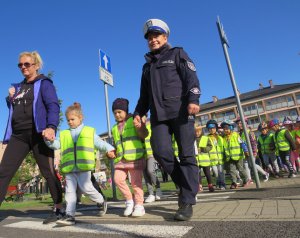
[187,61,196,71]
[190,87,200,95]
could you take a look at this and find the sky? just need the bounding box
[0,0,299,136]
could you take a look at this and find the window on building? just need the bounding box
[296,94,300,104]
[243,103,264,116]
[196,114,209,126]
[248,117,260,131]
[268,109,298,122]
[265,95,295,111]
[214,110,235,123]
[199,115,209,126]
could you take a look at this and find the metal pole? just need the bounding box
[256,103,262,124]
[216,17,261,188]
[104,83,117,200]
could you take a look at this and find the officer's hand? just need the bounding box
[187,103,200,115]
[133,115,142,128]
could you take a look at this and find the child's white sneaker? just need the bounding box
[123,200,134,217]
[132,205,145,217]
[155,188,162,200]
[145,194,155,203]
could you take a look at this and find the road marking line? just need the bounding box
[4,221,193,237]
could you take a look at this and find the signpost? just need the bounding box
[216,17,261,189]
[99,49,117,199]
[99,49,113,86]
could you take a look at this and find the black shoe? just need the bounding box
[56,215,75,226]
[42,209,65,224]
[97,200,107,216]
[174,203,193,221]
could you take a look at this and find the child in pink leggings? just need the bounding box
[107,98,148,217]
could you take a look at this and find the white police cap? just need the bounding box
[143,19,170,39]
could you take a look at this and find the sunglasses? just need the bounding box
[17,62,35,68]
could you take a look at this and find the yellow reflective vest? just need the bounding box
[60,126,96,174]
[112,117,145,164]
[208,134,224,165]
[196,136,211,167]
[223,132,244,161]
[274,129,290,152]
[258,133,274,154]
[145,122,153,157]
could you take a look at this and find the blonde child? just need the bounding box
[45,102,115,226]
[107,98,148,217]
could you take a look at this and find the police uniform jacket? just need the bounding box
[134,44,201,121]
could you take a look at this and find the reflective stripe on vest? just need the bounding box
[274,129,290,151]
[196,136,211,166]
[224,132,244,161]
[112,117,145,164]
[145,123,153,157]
[60,126,95,174]
[258,133,274,154]
[172,135,179,157]
[208,135,224,165]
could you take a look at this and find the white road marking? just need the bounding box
[4,221,193,237]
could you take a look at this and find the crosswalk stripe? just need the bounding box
[4,221,193,237]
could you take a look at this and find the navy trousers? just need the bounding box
[150,116,199,205]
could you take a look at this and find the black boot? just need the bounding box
[174,203,193,221]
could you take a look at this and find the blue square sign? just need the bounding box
[99,49,112,73]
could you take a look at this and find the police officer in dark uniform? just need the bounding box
[133,19,201,221]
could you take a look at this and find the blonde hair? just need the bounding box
[65,102,83,118]
[19,51,43,71]
[194,125,202,132]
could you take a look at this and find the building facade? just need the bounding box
[197,80,300,132]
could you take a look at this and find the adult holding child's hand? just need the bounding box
[0,51,64,224]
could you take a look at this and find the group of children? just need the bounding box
[45,98,159,226]
[45,96,299,226]
[194,116,299,192]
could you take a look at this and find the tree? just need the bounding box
[10,152,36,186]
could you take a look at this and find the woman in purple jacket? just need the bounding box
[0,51,64,224]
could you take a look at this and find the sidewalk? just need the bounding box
[73,176,300,222]
[1,176,300,222]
